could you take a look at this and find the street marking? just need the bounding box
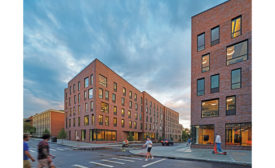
[120,156,142,160]
[57,148,64,151]
[112,158,135,162]
[142,159,166,167]
[50,149,56,151]
[29,150,35,153]
[101,159,125,164]
[72,164,88,168]
[89,161,114,167]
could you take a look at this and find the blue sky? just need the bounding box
[24,0,226,128]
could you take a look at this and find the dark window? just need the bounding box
[201,54,209,72]
[197,33,205,51]
[90,74,93,86]
[113,106,117,115]
[81,130,86,141]
[232,16,242,38]
[121,97,125,106]
[201,99,219,117]
[197,78,205,96]
[211,26,220,46]
[227,40,248,65]
[210,74,219,93]
[78,81,80,91]
[105,90,109,100]
[113,117,117,127]
[231,68,241,89]
[226,123,251,146]
[112,93,116,103]
[226,96,236,115]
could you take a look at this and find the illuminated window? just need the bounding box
[231,68,241,89]
[113,106,117,115]
[134,93,137,101]
[226,96,236,115]
[105,116,109,126]
[197,33,205,51]
[226,123,251,146]
[99,88,103,99]
[81,130,86,141]
[210,74,219,93]
[113,82,117,92]
[191,125,214,145]
[84,115,89,126]
[201,99,219,117]
[78,105,80,115]
[121,97,125,106]
[232,16,241,38]
[135,113,138,120]
[121,108,125,117]
[128,110,131,118]
[227,40,248,65]
[105,90,109,100]
[129,101,132,109]
[123,87,126,96]
[201,54,209,72]
[99,115,103,125]
[112,93,116,103]
[88,88,93,99]
[129,121,132,128]
[135,103,138,111]
[129,91,132,99]
[113,117,117,127]
[101,102,109,113]
[84,77,89,88]
[121,119,125,127]
[99,74,107,87]
[211,26,220,46]
[134,121,137,129]
[197,78,205,96]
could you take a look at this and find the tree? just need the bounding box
[23,122,36,135]
[127,131,134,141]
[57,128,67,144]
[182,128,191,142]
[43,128,50,136]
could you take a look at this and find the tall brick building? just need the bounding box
[191,0,251,150]
[64,59,182,143]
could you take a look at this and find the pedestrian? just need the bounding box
[186,138,191,147]
[215,134,222,153]
[37,134,55,168]
[143,137,153,161]
[24,134,35,168]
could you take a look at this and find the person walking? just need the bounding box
[143,137,153,161]
[24,134,35,168]
[37,134,55,168]
[186,138,191,148]
[215,134,222,152]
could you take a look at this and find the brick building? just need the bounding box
[164,107,182,142]
[32,109,65,137]
[191,0,251,150]
[64,59,182,143]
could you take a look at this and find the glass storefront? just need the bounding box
[89,129,117,141]
[226,123,252,146]
[191,125,214,145]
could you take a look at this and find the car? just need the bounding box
[161,139,174,146]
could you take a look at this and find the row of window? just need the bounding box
[69,129,117,141]
[197,68,241,96]
[197,15,242,51]
[68,74,94,96]
[67,88,93,107]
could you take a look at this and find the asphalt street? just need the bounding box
[27,139,251,168]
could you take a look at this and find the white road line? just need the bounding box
[119,156,142,160]
[101,159,125,165]
[29,150,35,153]
[112,158,135,162]
[142,159,166,167]
[50,149,56,151]
[89,161,114,167]
[72,164,88,168]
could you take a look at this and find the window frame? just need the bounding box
[231,15,242,38]
[197,32,205,51]
[197,78,205,96]
[84,77,89,88]
[201,53,210,73]
[231,68,242,90]
[99,74,107,87]
[201,98,219,118]
[226,39,248,65]
[210,74,220,93]
[211,25,220,46]
[226,95,237,116]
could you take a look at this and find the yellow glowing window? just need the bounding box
[84,116,89,126]
[232,16,241,38]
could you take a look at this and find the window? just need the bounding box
[129,121,132,128]
[69,98,71,106]
[99,74,107,87]
[226,96,236,115]
[121,119,125,127]
[129,101,132,109]
[128,110,131,118]
[121,97,125,106]
[99,88,103,99]
[85,103,88,112]
[113,117,117,127]
[123,87,126,96]
[121,108,125,117]
[211,26,220,46]
[197,33,205,51]
[69,119,71,127]
[227,40,248,65]
[226,123,251,146]
[74,95,76,104]
[105,90,109,100]
[197,78,205,96]
[129,91,132,99]
[112,93,116,103]
[73,118,75,127]
[201,99,219,117]
[78,117,80,126]
[134,93,137,101]
[231,68,241,89]
[210,74,219,93]
[78,81,80,91]
[232,16,242,38]
[90,101,93,112]
[134,121,137,129]
[91,114,94,125]
[105,116,109,126]
[84,77,89,88]
[202,54,209,72]
[84,115,89,126]
[113,82,117,92]
[81,130,86,141]
[135,113,138,120]
[99,115,103,125]
[191,125,214,145]
[101,102,109,113]
[78,93,80,103]
[90,74,93,86]
[135,103,138,111]
[88,88,93,99]
[73,84,75,92]
[84,91,87,100]
[113,106,117,115]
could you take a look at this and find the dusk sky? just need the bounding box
[24,0,226,128]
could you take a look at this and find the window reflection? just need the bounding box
[191,125,214,145]
[201,99,219,117]
[211,26,220,46]
[197,33,205,51]
[226,123,251,146]
[232,16,241,38]
[227,40,247,65]
[202,54,209,72]
[226,96,236,115]
[231,69,241,89]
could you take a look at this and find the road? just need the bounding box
[27,139,251,168]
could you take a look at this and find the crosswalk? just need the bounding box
[29,147,72,153]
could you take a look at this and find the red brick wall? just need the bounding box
[50,112,65,137]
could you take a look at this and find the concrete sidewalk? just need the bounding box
[129,143,251,166]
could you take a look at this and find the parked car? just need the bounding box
[161,139,174,146]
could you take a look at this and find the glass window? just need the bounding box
[84,115,89,126]
[84,77,89,88]
[78,81,80,91]
[121,108,125,117]
[128,110,131,118]
[88,88,93,99]
[74,95,76,104]
[78,117,80,126]
[211,74,219,93]
[134,121,137,129]
[90,101,93,112]
[73,84,75,92]
[121,97,125,106]
[113,117,117,127]
[121,119,125,127]
[226,96,236,115]
[123,87,126,96]
[135,103,138,111]
[201,99,219,117]
[191,125,214,145]
[99,74,107,87]
[134,94,137,101]
[73,118,75,127]
[99,115,103,125]
[81,130,86,141]
[232,16,242,38]
[84,91,87,100]
[129,91,132,99]
[113,106,117,115]
[78,93,80,103]
[113,82,117,92]
[227,40,247,65]
[101,102,109,113]
[197,33,205,51]
[129,101,132,109]
[202,54,209,72]
[91,114,94,125]
[135,113,138,120]
[129,121,132,128]
[197,78,205,96]
[90,74,93,86]
[69,119,71,127]
[105,90,109,100]
[96,130,104,141]
[226,123,251,146]
[78,105,80,115]
[105,116,109,126]
[211,26,220,46]
[231,69,241,89]
[99,88,103,99]
[112,93,116,103]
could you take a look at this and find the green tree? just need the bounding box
[127,131,134,141]
[43,128,50,136]
[23,122,36,135]
[57,128,67,144]
[182,128,191,142]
